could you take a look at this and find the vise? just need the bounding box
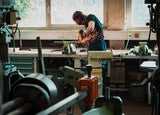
[58,66,83,87]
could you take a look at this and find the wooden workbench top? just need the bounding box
[9,47,158,60]
[9,47,87,58]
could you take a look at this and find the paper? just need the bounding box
[140,61,157,68]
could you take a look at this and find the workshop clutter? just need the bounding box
[63,42,76,54]
[127,42,150,56]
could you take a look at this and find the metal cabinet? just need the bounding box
[10,57,37,75]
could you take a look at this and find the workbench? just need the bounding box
[8,48,158,74]
[9,48,87,74]
[9,48,158,103]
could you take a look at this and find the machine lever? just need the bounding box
[131,77,149,87]
[36,36,46,75]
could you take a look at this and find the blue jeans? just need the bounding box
[87,38,107,51]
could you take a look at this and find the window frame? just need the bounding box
[126,0,150,30]
[18,0,107,30]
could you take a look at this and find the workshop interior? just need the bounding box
[0,0,160,115]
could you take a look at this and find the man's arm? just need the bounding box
[85,21,95,36]
[77,21,95,44]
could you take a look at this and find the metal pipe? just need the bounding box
[102,62,107,95]
[156,92,159,115]
[36,91,87,115]
[7,103,32,115]
[105,87,110,103]
[2,97,25,114]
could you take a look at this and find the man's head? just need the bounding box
[72,11,86,25]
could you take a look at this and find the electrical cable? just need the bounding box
[125,37,130,50]
[17,27,22,50]
[147,5,152,47]
[147,28,152,45]
[13,23,18,34]
[11,27,15,52]
[3,11,8,24]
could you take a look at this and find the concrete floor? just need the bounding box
[122,96,152,115]
[59,91,152,115]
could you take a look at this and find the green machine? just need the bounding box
[50,66,83,104]
[83,88,123,115]
[59,66,83,87]
[0,6,24,103]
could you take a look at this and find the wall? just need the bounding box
[14,30,156,41]
[104,30,156,40]
[105,0,125,30]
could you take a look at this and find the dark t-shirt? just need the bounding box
[85,14,103,33]
[85,14,106,51]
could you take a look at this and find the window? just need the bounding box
[51,0,103,25]
[14,0,104,28]
[131,0,149,27]
[127,0,150,29]
[14,0,46,27]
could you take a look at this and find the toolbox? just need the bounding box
[77,75,98,107]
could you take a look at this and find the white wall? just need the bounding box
[14,30,156,41]
[104,30,156,40]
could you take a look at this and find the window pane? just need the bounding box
[51,0,103,24]
[14,0,46,27]
[131,0,149,27]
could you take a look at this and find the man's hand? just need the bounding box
[78,32,87,44]
[79,29,86,38]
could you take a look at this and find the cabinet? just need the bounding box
[110,61,125,83]
[110,61,127,91]
[10,57,37,75]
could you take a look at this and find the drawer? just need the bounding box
[10,57,36,75]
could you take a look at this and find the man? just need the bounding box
[72,11,106,51]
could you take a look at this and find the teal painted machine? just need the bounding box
[83,87,123,115]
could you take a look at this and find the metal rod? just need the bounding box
[156,91,159,115]
[102,62,108,95]
[105,87,110,103]
[36,36,46,75]
[36,91,87,115]
[157,32,160,69]
[2,97,25,114]
[75,67,102,70]
[7,103,32,115]
[86,64,92,78]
